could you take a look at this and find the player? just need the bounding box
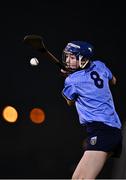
[61,41,122,179]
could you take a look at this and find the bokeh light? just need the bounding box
[29,107,45,124]
[2,106,18,123]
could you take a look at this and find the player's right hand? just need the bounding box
[60,69,70,77]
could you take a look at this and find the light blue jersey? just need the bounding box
[62,60,122,129]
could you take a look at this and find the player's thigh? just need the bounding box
[72,150,109,179]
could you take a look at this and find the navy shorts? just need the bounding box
[83,122,122,158]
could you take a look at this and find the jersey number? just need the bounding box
[90,71,104,88]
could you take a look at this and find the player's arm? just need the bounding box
[109,75,116,85]
[66,99,75,106]
[62,93,75,106]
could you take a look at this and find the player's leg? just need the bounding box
[72,150,110,179]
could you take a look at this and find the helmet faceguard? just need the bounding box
[62,41,94,71]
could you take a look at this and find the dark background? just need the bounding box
[0,0,125,178]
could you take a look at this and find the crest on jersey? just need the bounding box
[90,136,97,145]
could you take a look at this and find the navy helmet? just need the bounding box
[63,41,94,60]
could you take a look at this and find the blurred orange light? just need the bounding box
[30,108,45,124]
[2,106,18,123]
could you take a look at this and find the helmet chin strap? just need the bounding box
[79,56,89,69]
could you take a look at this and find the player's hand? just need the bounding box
[60,69,70,77]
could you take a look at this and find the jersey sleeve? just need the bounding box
[62,78,77,101]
